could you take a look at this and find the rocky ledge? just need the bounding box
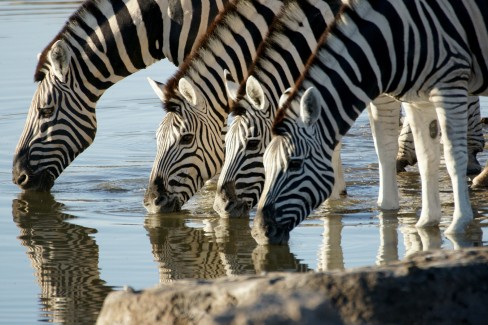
[97,247,488,325]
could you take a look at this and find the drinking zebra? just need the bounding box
[252,0,488,244]
[213,0,345,218]
[143,0,286,213]
[215,0,445,218]
[12,0,229,191]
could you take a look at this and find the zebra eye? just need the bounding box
[179,133,194,146]
[288,159,303,172]
[38,106,55,119]
[246,139,260,151]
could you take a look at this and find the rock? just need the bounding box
[97,247,488,325]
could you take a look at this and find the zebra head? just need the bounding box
[144,77,225,213]
[214,76,273,218]
[252,87,334,245]
[13,40,97,191]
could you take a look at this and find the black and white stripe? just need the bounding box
[144,216,308,281]
[213,0,343,218]
[143,0,286,213]
[12,0,228,191]
[13,192,111,324]
[396,96,484,174]
[253,0,488,244]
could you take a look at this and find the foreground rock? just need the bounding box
[97,247,488,325]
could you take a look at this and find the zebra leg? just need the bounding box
[472,160,488,188]
[328,141,347,200]
[398,96,484,175]
[367,95,401,210]
[432,93,473,234]
[396,114,418,172]
[466,96,484,175]
[402,102,442,228]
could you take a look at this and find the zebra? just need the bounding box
[143,0,286,213]
[396,96,484,174]
[12,0,230,191]
[214,2,420,217]
[252,0,488,244]
[212,0,346,219]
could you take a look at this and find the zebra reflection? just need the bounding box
[318,215,345,271]
[12,192,112,325]
[144,214,309,282]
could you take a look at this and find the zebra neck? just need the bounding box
[58,0,228,97]
[245,0,339,115]
[177,0,286,120]
[296,1,408,144]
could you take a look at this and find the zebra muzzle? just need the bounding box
[12,150,55,191]
[143,183,182,213]
[213,181,250,218]
[252,205,290,245]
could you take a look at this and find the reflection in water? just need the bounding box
[320,210,486,268]
[12,192,112,325]
[144,214,309,282]
[399,215,484,255]
[318,215,345,271]
[376,211,400,265]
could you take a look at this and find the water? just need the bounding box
[0,1,487,324]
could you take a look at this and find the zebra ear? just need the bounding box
[178,77,199,106]
[246,76,267,111]
[224,69,239,102]
[278,88,293,108]
[49,40,71,83]
[147,77,165,102]
[300,87,321,127]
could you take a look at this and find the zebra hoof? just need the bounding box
[444,219,471,235]
[471,168,488,188]
[396,158,411,173]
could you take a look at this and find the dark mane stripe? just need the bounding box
[227,6,286,115]
[229,0,306,115]
[271,1,350,133]
[162,0,240,108]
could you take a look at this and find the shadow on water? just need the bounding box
[12,192,113,325]
[144,214,310,282]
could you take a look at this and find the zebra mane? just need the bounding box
[230,0,326,116]
[163,0,242,113]
[228,2,293,116]
[271,0,351,135]
[34,0,103,82]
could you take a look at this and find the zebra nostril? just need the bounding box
[221,181,237,200]
[16,173,29,186]
[154,195,167,207]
